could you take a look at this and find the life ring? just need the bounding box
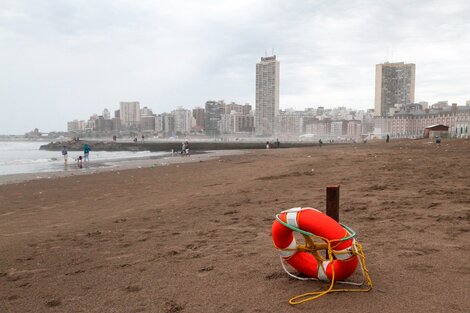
[272,207,359,281]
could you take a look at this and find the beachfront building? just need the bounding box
[304,119,332,137]
[67,120,86,132]
[378,103,470,138]
[163,113,175,137]
[141,116,156,132]
[276,110,303,136]
[225,102,252,115]
[330,121,348,137]
[375,62,415,117]
[173,107,193,135]
[95,116,113,132]
[219,112,255,135]
[140,107,156,132]
[155,115,164,133]
[347,120,362,139]
[120,101,141,130]
[205,100,225,136]
[234,114,254,133]
[192,107,205,132]
[103,108,111,120]
[255,55,279,136]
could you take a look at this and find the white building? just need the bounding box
[67,120,86,132]
[172,107,192,134]
[255,55,279,136]
[102,108,111,120]
[120,101,141,129]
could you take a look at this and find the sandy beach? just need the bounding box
[0,139,469,313]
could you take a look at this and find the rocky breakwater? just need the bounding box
[40,140,317,152]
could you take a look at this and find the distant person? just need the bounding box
[113,135,117,142]
[386,134,390,143]
[275,138,280,148]
[77,156,83,168]
[142,135,145,142]
[435,136,441,145]
[181,142,186,156]
[318,139,323,147]
[62,146,68,165]
[266,141,270,149]
[185,141,190,156]
[83,143,91,162]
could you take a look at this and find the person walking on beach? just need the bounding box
[181,142,186,156]
[61,146,68,165]
[83,143,91,162]
[386,134,390,143]
[184,141,190,156]
[266,141,270,149]
[318,139,323,147]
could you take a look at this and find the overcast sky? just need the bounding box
[1,0,469,134]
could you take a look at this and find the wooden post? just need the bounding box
[326,185,340,259]
[326,185,340,222]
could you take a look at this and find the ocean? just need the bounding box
[0,141,169,176]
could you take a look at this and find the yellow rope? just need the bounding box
[280,235,373,305]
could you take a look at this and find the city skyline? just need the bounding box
[1,1,470,134]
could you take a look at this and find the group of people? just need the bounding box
[61,143,90,169]
[266,139,281,149]
[181,141,190,156]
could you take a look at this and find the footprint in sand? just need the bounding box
[165,300,184,312]
[45,299,61,307]
[124,285,142,293]
[264,272,285,280]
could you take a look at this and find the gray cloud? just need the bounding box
[1,0,469,133]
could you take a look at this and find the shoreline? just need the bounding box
[0,149,245,186]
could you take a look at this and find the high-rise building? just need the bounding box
[103,108,111,120]
[172,107,193,134]
[120,101,141,129]
[205,100,225,136]
[255,55,280,136]
[375,62,415,117]
[192,107,205,131]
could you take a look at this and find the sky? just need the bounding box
[1,0,469,134]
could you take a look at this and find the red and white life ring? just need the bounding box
[272,207,358,281]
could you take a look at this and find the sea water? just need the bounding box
[0,141,169,176]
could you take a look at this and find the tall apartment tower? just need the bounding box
[255,55,280,136]
[375,62,415,117]
[120,101,141,129]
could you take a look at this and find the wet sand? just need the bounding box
[0,150,241,186]
[0,139,469,312]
